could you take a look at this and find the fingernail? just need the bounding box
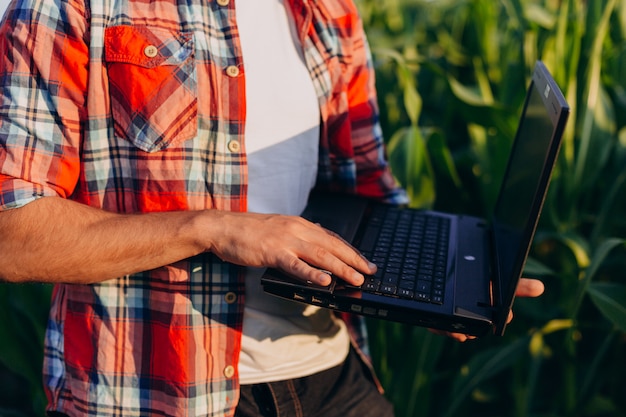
[318,273,332,286]
[352,272,365,285]
[367,261,377,271]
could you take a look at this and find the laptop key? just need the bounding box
[415,292,431,302]
[416,280,432,293]
[363,278,381,292]
[380,284,397,295]
[383,275,399,284]
[431,295,443,304]
[398,279,415,289]
[398,288,414,299]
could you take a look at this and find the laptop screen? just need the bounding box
[491,62,569,333]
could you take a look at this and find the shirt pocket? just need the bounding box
[104,25,197,153]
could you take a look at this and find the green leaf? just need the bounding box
[574,0,618,190]
[571,238,624,317]
[403,82,422,127]
[387,125,436,208]
[425,130,462,189]
[445,336,529,417]
[584,238,624,283]
[448,77,491,107]
[560,233,592,270]
[587,282,626,332]
[524,3,557,28]
[523,256,556,277]
[582,395,619,416]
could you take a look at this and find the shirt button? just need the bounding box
[216,0,230,6]
[224,291,237,304]
[223,365,235,379]
[227,140,241,153]
[225,65,240,78]
[144,45,158,58]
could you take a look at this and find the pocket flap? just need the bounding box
[105,25,193,68]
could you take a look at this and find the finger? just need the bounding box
[278,254,335,286]
[506,309,514,324]
[301,243,366,286]
[428,328,476,342]
[516,278,545,298]
[317,226,378,275]
[294,224,375,285]
[256,218,368,286]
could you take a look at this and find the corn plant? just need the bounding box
[359,0,626,416]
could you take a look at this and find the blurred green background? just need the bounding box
[360,0,626,416]
[1,0,626,416]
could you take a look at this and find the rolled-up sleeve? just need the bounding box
[0,0,88,211]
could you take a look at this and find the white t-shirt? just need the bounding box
[235,0,350,384]
[0,0,10,15]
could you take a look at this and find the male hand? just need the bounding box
[204,211,375,286]
[429,278,545,342]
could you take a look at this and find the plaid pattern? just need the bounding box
[0,0,407,415]
[105,25,198,152]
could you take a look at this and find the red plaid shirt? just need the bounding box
[0,0,406,415]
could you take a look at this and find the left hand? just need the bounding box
[429,277,545,342]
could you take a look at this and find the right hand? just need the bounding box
[203,211,376,286]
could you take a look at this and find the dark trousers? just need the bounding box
[235,348,395,417]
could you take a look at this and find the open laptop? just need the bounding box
[261,61,570,337]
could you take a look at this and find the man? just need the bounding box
[0,0,544,415]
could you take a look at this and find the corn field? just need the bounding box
[360,1,626,416]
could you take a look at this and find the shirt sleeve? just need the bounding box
[0,0,89,211]
[346,7,408,205]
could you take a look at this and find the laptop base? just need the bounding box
[262,276,495,337]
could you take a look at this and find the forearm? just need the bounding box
[0,196,377,286]
[0,197,208,284]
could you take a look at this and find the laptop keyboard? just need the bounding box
[357,205,449,305]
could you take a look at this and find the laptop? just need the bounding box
[261,61,570,337]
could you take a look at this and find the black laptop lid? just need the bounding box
[491,61,570,334]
